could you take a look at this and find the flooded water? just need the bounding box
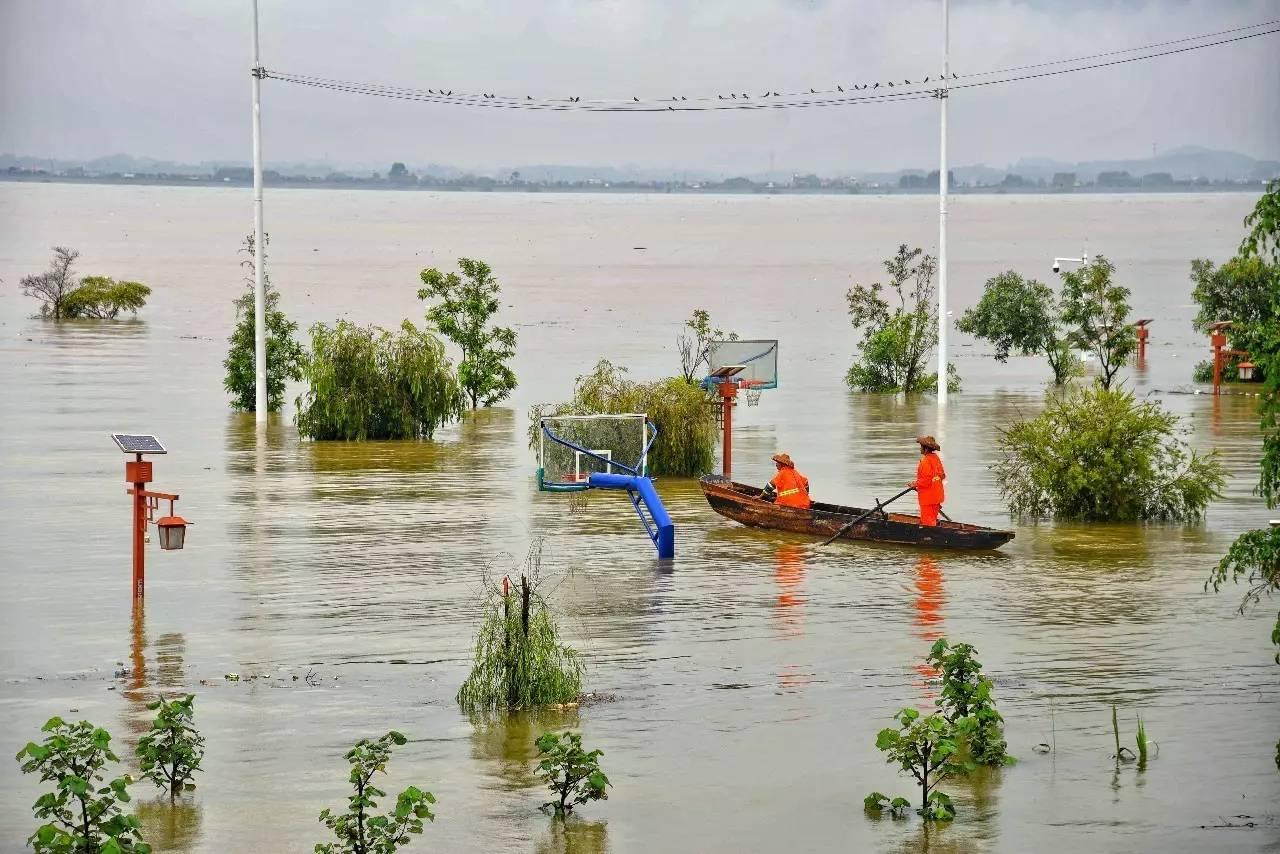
[0,184,1276,852]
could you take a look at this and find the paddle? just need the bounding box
[819,487,914,546]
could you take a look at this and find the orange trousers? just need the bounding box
[919,502,941,527]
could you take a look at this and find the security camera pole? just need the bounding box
[935,0,950,406]
[250,0,267,422]
[1052,249,1088,274]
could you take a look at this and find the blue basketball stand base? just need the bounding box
[587,473,675,559]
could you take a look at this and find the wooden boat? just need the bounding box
[699,475,1015,551]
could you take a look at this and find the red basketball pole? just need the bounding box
[720,381,737,478]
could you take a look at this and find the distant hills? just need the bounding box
[3,145,1275,186]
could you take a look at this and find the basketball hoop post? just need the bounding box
[720,380,737,479]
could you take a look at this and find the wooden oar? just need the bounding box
[819,487,914,546]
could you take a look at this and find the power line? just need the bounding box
[262,23,1279,113]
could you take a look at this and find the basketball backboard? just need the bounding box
[707,340,777,389]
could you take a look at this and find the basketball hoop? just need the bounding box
[568,489,589,513]
[745,387,762,406]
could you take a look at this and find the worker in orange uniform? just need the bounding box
[908,436,946,526]
[765,453,812,509]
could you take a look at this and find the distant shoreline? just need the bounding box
[0,172,1267,196]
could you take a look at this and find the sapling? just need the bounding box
[315,731,436,854]
[926,639,1012,767]
[869,708,974,821]
[863,792,911,817]
[136,694,205,798]
[534,732,610,815]
[15,716,151,853]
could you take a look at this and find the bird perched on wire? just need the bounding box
[837,85,844,92]
[634,96,640,101]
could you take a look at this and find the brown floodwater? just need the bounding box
[0,185,1276,852]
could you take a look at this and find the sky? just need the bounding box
[1,0,1278,175]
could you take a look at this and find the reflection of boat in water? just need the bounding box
[699,476,1015,551]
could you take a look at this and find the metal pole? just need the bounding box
[131,455,146,601]
[721,382,736,478]
[936,0,950,406]
[251,0,267,421]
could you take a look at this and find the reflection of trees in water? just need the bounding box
[135,795,203,852]
[120,607,203,850]
[534,816,610,854]
[467,708,581,793]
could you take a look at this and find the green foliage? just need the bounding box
[62,277,151,319]
[1135,716,1149,770]
[224,234,306,412]
[1241,177,1280,262]
[1190,256,1279,365]
[19,247,81,320]
[956,270,1079,385]
[863,792,910,817]
[534,732,610,815]
[1059,255,1135,390]
[136,694,204,798]
[15,716,151,853]
[418,258,517,409]
[1209,527,1280,663]
[677,308,737,383]
[845,245,958,393]
[457,546,584,713]
[530,360,717,476]
[296,319,464,440]
[992,385,1226,521]
[926,639,1011,767]
[316,731,435,854]
[872,707,972,821]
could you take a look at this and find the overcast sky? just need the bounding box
[1,0,1277,174]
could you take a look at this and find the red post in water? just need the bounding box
[720,381,738,478]
[1134,319,1152,364]
[125,455,153,601]
[1211,330,1226,396]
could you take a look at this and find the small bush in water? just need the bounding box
[992,384,1226,521]
[15,716,150,853]
[535,732,610,815]
[457,547,583,713]
[869,707,972,821]
[315,731,435,854]
[926,639,1012,767]
[136,694,205,798]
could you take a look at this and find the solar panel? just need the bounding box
[111,433,167,454]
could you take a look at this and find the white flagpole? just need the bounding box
[937,0,950,406]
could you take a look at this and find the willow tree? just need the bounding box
[457,544,583,713]
[530,360,717,476]
[296,319,464,440]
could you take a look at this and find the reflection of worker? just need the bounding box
[764,453,811,509]
[908,436,946,526]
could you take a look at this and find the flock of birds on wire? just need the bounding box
[261,20,1279,113]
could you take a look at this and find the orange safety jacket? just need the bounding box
[770,467,812,509]
[912,452,946,506]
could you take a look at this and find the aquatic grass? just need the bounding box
[457,544,584,713]
[529,359,717,477]
[1136,716,1148,770]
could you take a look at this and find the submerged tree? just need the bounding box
[845,245,958,393]
[136,694,205,799]
[868,708,973,822]
[418,258,517,409]
[530,359,717,476]
[1059,255,1135,390]
[956,271,1079,385]
[19,247,81,319]
[223,233,306,413]
[457,544,584,713]
[296,319,464,440]
[62,276,151,319]
[534,732,610,815]
[676,308,737,383]
[926,639,1012,767]
[993,385,1226,521]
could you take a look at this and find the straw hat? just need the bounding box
[916,435,940,452]
[771,453,795,468]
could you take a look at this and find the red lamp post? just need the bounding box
[111,434,190,601]
[1207,321,1250,396]
[1134,318,1153,364]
